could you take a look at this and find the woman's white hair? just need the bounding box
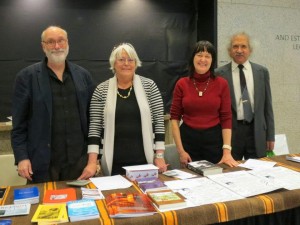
[109,43,142,73]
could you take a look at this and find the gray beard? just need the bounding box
[46,47,69,64]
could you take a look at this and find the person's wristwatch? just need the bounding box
[154,152,164,159]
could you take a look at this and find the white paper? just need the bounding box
[239,159,276,170]
[163,177,244,210]
[90,175,132,191]
[249,166,300,190]
[177,177,244,206]
[207,170,283,197]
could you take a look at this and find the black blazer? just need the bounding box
[11,58,95,180]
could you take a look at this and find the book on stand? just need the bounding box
[187,160,223,176]
[43,188,76,204]
[105,192,156,218]
[31,203,68,224]
[0,203,31,217]
[135,177,169,193]
[147,189,186,210]
[67,199,99,222]
[13,186,39,204]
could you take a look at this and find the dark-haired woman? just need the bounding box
[170,41,238,168]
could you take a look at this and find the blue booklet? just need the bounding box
[67,199,99,222]
[14,186,39,204]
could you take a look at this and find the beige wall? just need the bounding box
[217,0,300,153]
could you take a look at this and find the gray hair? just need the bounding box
[109,43,142,73]
[227,31,253,52]
[41,26,68,42]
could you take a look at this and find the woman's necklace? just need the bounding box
[192,77,210,97]
[117,84,133,99]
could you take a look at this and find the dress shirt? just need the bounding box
[231,60,254,120]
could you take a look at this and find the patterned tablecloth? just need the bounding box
[1,154,300,225]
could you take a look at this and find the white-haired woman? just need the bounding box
[80,43,167,177]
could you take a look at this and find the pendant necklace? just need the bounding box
[117,84,133,99]
[192,77,210,97]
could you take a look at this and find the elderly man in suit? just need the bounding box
[215,32,275,160]
[11,26,96,183]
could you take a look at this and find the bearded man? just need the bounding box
[11,26,96,183]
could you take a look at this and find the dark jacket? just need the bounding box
[11,58,95,181]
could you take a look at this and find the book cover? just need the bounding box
[43,188,76,204]
[0,204,31,217]
[0,219,12,225]
[67,199,99,222]
[66,180,91,187]
[187,160,223,176]
[31,204,68,223]
[0,188,7,200]
[13,186,39,204]
[135,177,168,193]
[147,190,186,210]
[105,193,156,218]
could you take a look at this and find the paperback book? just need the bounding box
[43,188,76,204]
[67,199,99,222]
[105,193,156,218]
[187,160,223,176]
[81,187,105,200]
[147,190,186,210]
[31,203,68,224]
[0,204,31,217]
[14,186,39,204]
[135,177,169,193]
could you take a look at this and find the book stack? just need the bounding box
[147,189,186,210]
[105,193,156,218]
[13,186,39,204]
[31,203,68,224]
[187,160,223,176]
[43,188,76,204]
[135,177,169,193]
[67,199,99,222]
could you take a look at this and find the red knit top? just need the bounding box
[170,71,232,130]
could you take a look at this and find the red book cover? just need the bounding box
[43,188,77,204]
[105,193,156,218]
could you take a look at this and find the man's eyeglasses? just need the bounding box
[42,39,67,48]
[117,58,135,64]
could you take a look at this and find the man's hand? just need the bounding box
[17,159,33,181]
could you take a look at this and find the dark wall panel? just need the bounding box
[0,0,216,120]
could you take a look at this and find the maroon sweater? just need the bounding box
[170,72,232,130]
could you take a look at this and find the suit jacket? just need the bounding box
[215,62,275,157]
[11,58,95,180]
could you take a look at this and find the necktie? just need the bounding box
[238,64,253,122]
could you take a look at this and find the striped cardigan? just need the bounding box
[88,74,165,175]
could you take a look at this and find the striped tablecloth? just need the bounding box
[1,154,300,225]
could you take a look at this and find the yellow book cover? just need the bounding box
[31,203,68,223]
